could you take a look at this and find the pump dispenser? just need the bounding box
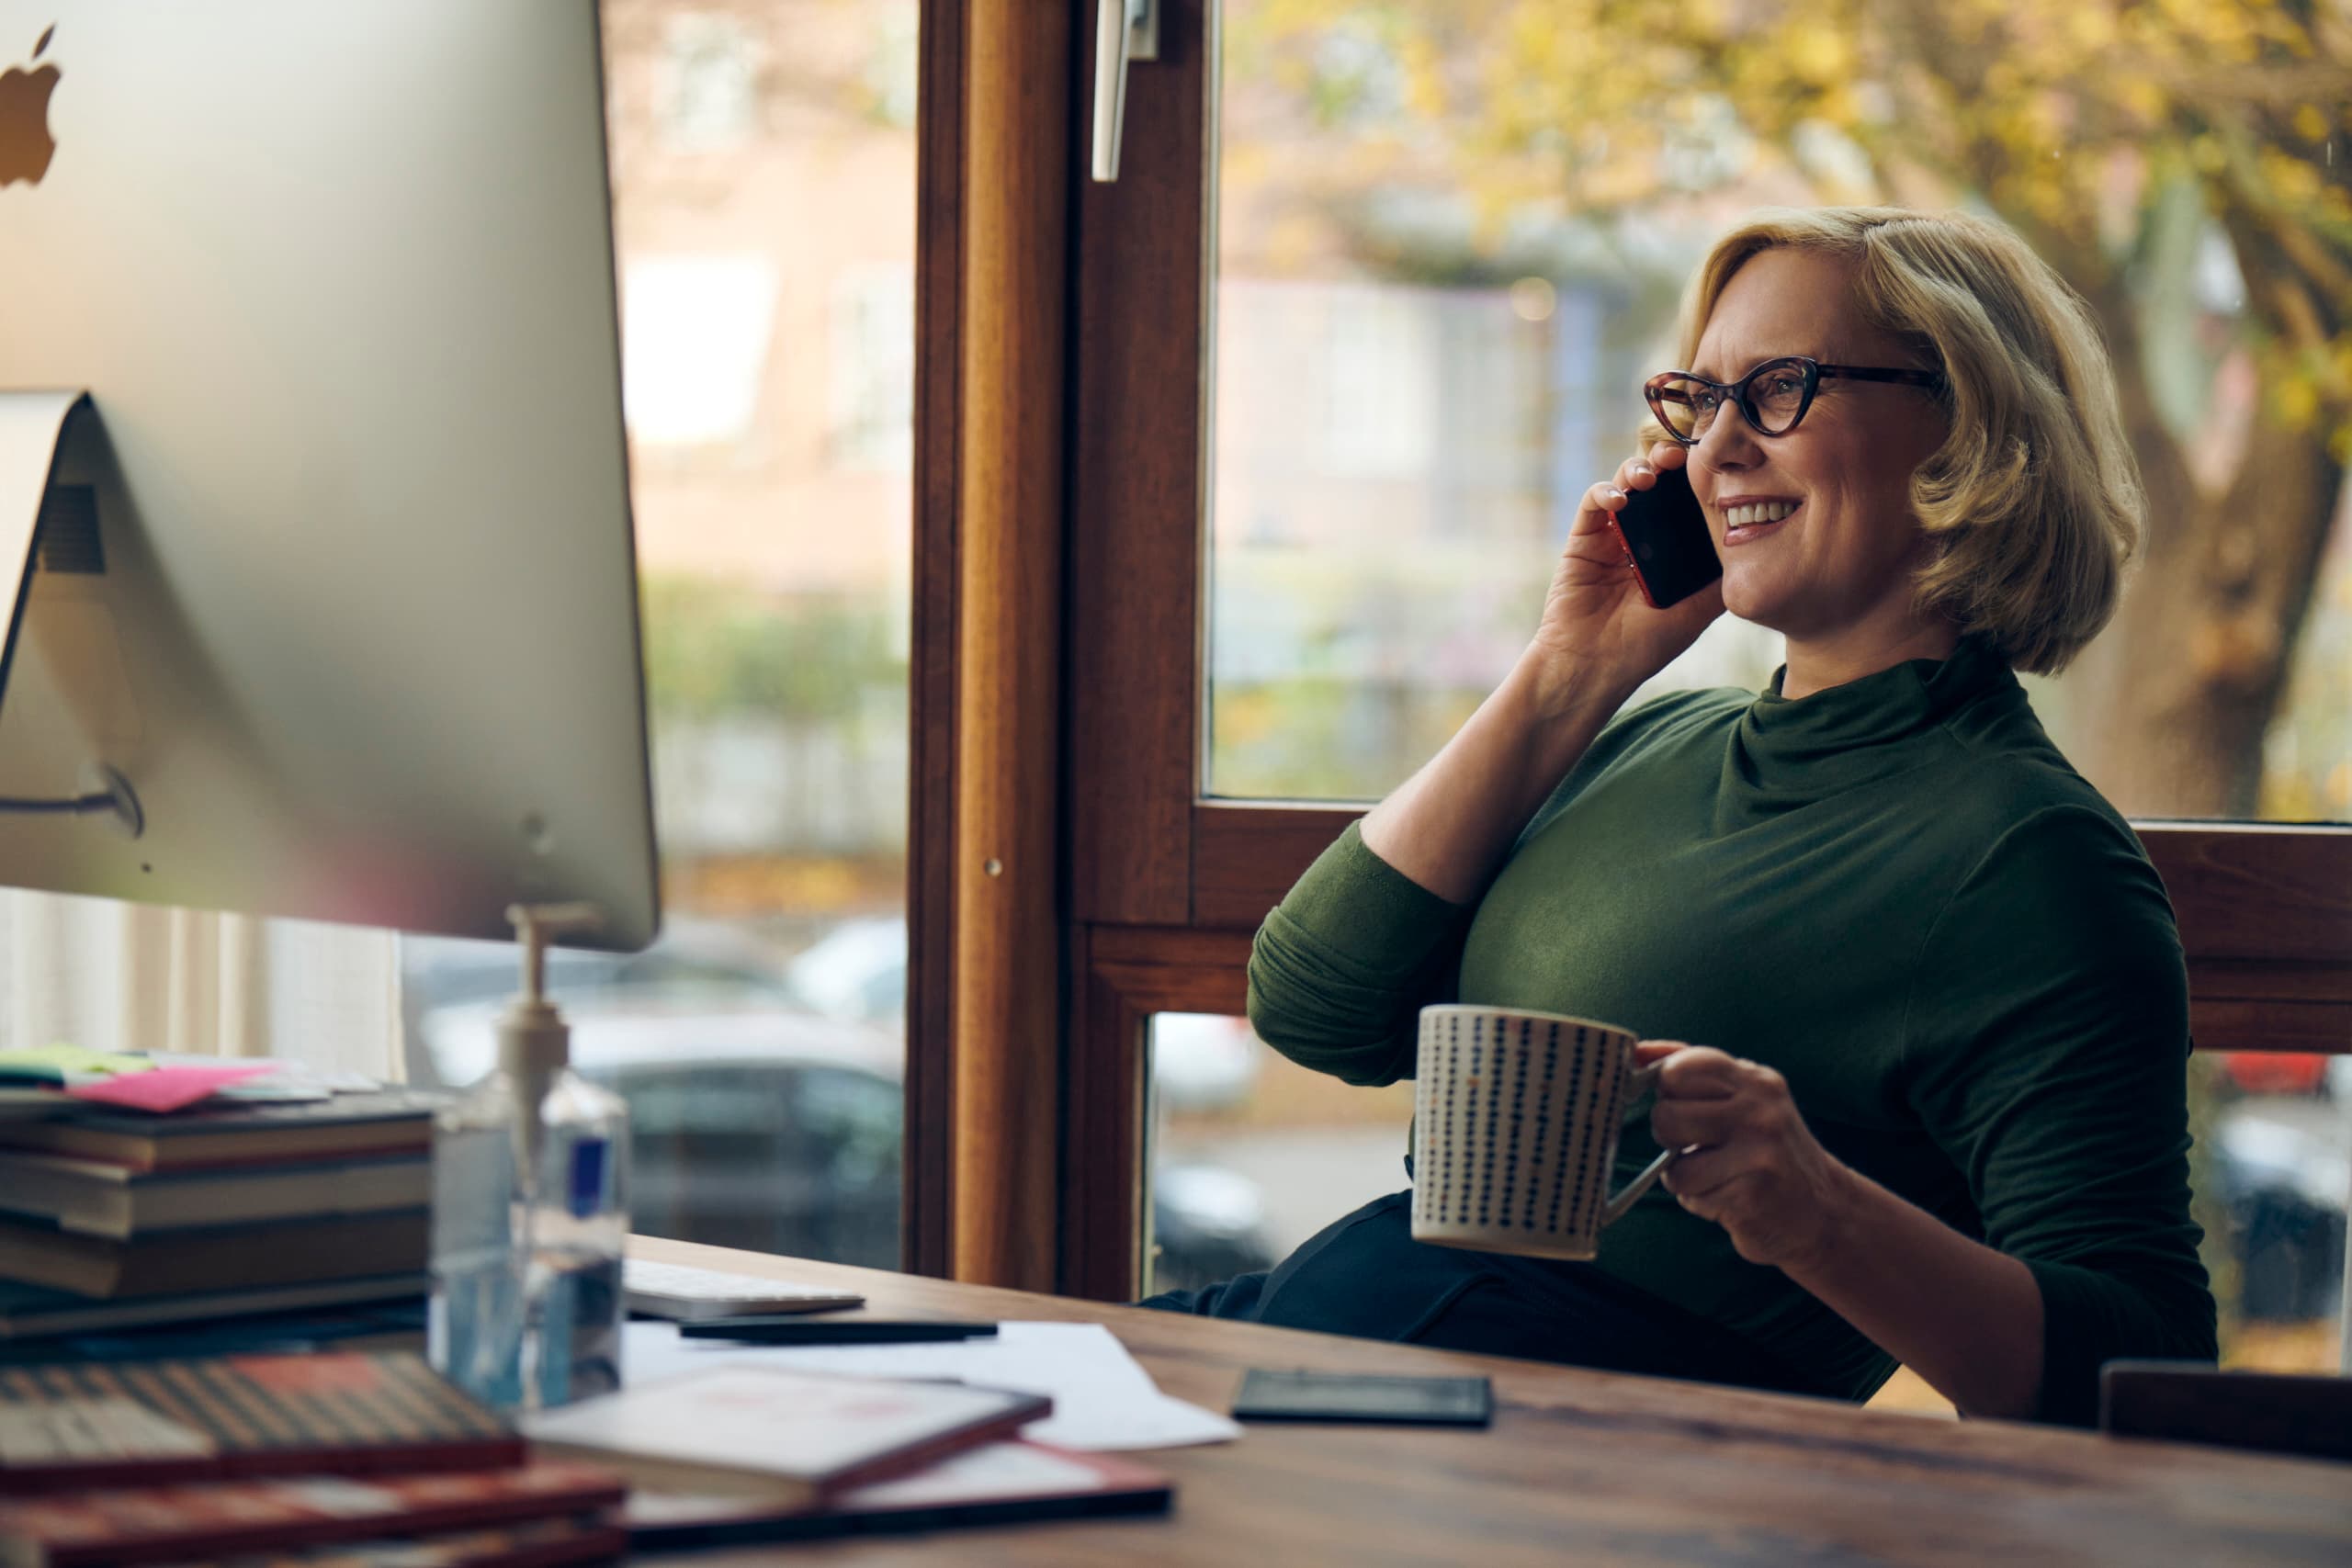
[428,903,630,1416]
[497,902,599,1171]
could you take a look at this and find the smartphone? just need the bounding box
[1608,465,1721,609]
[1231,1368,1493,1427]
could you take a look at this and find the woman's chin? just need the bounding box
[1718,572,1787,628]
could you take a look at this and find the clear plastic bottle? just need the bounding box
[428,904,628,1416]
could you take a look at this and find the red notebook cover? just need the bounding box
[0,1352,521,1495]
[0,1461,625,1568]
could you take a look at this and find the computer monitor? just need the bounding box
[0,1,658,950]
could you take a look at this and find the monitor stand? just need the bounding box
[0,389,143,836]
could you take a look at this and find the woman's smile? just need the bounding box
[1720,496,1801,547]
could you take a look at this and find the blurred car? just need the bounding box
[2211,1061,2350,1324]
[404,924,1276,1284]
[781,920,1263,1112]
[1151,1014,1264,1114]
[783,918,908,1028]
[400,919,797,1085]
[1148,1164,1272,1296]
[407,919,1262,1110]
[2220,1051,2333,1097]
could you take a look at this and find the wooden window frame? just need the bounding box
[907,0,1075,1289]
[903,0,967,1283]
[911,0,2352,1297]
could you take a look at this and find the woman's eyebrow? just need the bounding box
[1688,342,1760,378]
[1690,352,1815,380]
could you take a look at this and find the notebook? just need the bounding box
[620,1258,863,1321]
[0,1460,623,1567]
[0,1149,430,1239]
[0,1273,425,1341]
[0,1090,445,1173]
[520,1364,1049,1509]
[0,1351,519,1494]
[0,1209,428,1299]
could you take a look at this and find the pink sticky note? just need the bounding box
[65,1063,275,1111]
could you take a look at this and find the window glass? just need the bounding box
[1142,1012,1411,1298]
[1208,0,2351,823]
[657,13,759,152]
[2201,1052,2348,1371]
[401,0,916,1270]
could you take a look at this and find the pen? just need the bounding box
[678,1318,1001,1344]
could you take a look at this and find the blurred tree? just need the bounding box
[1234,0,2350,815]
[640,576,904,724]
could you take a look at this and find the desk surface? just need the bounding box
[626,1235,2350,1567]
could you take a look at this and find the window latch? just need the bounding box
[1090,0,1160,183]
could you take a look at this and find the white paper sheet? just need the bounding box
[622,1320,1241,1451]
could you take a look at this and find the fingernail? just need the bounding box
[1607,487,1627,502]
[1632,464,1653,479]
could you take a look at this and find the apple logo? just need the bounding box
[0,25,59,188]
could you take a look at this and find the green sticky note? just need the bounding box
[0,1043,157,1081]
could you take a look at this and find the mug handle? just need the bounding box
[1601,1059,1679,1227]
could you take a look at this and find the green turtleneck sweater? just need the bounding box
[1245,637,2217,1426]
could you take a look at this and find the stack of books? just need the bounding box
[0,1349,630,1566]
[0,1348,1171,1561]
[0,1088,447,1339]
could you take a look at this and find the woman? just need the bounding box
[1142,207,2217,1427]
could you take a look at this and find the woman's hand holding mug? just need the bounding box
[1523,442,1724,707]
[1636,1041,1860,1273]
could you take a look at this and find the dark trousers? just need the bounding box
[1139,1190,1823,1399]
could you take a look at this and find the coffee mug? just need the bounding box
[1409,1004,1676,1261]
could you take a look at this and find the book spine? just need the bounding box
[40,1475,626,1568]
[809,1403,1051,1504]
[0,1437,527,1497]
[489,1520,629,1568]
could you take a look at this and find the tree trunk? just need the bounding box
[2063,412,2346,819]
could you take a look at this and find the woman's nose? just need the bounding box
[1692,403,1761,475]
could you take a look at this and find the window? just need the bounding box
[405,0,918,1273]
[830,264,915,472]
[1144,1012,1409,1297]
[862,3,921,130]
[657,13,758,153]
[1206,2,2352,818]
[1047,0,2352,1312]
[1317,286,1437,479]
[621,254,779,449]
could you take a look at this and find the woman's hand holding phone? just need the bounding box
[1523,441,1724,707]
[1358,442,1724,903]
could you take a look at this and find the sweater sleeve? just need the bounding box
[1896,805,2218,1427]
[1245,820,1477,1087]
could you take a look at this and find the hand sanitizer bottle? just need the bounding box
[429,903,629,1415]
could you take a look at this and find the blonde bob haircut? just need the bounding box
[1672,207,2143,675]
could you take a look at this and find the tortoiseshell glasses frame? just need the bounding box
[1644,355,1944,446]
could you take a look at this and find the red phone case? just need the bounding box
[1607,515,1662,610]
[1607,468,1720,610]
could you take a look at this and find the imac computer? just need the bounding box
[0,2,658,950]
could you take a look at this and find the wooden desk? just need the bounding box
[627,1236,2352,1566]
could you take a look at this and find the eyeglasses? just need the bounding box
[1643,355,1943,446]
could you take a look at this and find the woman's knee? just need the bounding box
[1134,1269,1271,1319]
